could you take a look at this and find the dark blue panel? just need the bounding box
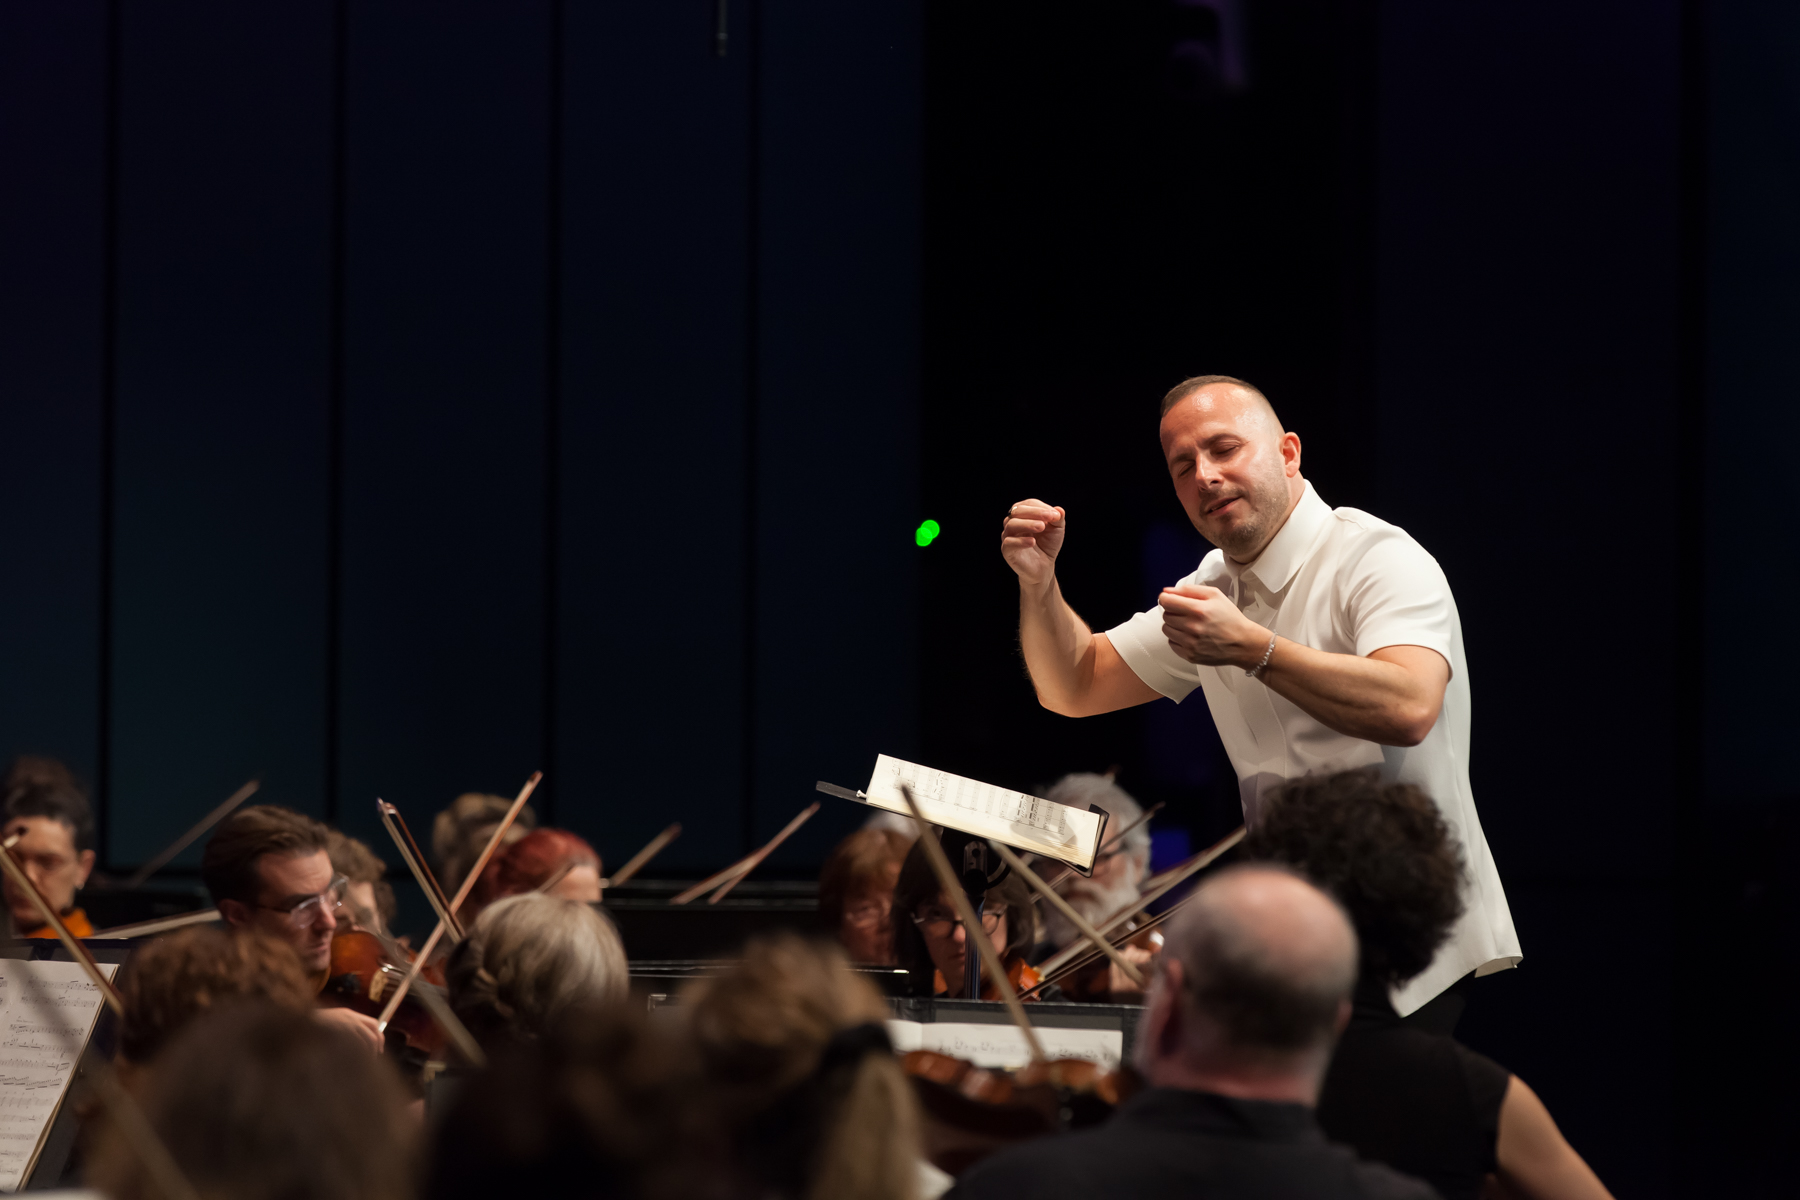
[754,0,923,862]
[1704,0,1800,802]
[107,1,335,865]
[0,4,106,798]
[1376,0,1681,878]
[556,2,752,869]
[338,1,550,848]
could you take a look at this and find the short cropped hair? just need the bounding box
[118,926,315,1064]
[2,755,95,853]
[1159,373,1274,420]
[202,805,331,907]
[1243,768,1465,988]
[1170,864,1356,1055]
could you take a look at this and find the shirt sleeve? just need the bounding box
[1104,565,1209,703]
[1341,528,1458,675]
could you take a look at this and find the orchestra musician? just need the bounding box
[443,892,628,1051]
[1035,773,1155,1000]
[892,838,1044,1000]
[1248,769,1616,1200]
[432,790,537,898]
[945,866,1438,1200]
[114,925,316,1087]
[685,933,926,1200]
[469,827,603,915]
[200,805,384,1051]
[1,756,97,939]
[325,828,397,936]
[818,827,913,965]
[90,1004,417,1200]
[1002,374,1521,1022]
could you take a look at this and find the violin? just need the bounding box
[901,1048,1142,1175]
[318,930,450,1058]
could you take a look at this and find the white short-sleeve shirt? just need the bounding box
[1107,481,1521,1015]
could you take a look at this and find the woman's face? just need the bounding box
[839,886,895,964]
[548,862,603,904]
[914,888,1008,995]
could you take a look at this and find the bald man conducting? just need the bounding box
[947,867,1437,1200]
[1002,374,1518,1019]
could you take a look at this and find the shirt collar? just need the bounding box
[1222,479,1331,594]
[1118,1087,1324,1143]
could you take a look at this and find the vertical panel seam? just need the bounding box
[542,0,565,826]
[740,0,762,856]
[325,0,348,826]
[96,0,121,867]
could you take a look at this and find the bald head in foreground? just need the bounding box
[945,867,1439,1200]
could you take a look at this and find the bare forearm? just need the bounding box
[1018,580,1096,715]
[1258,638,1442,746]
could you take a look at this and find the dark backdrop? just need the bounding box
[1,1,1795,1192]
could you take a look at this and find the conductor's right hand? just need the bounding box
[1001,500,1066,591]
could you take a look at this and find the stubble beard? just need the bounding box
[1201,462,1292,560]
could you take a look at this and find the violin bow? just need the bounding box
[0,833,122,1013]
[377,800,464,941]
[1032,802,1164,900]
[375,772,540,1036]
[668,803,818,905]
[362,927,486,1067]
[706,803,818,904]
[88,908,222,940]
[0,836,202,1200]
[1030,824,1246,982]
[124,779,260,888]
[1021,892,1191,999]
[602,822,682,888]
[986,839,1146,989]
[898,784,1046,1065]
[534,860,577,894]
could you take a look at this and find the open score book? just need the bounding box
[861,755,1108,872]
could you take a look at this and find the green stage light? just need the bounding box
[915,519,941,547]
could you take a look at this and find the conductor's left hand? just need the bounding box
[1156,585,1270,668]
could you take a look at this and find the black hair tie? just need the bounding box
[813,1021,892,1079]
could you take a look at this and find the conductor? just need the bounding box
[1001,375,1520,1017]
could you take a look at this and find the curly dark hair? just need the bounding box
[1242,769,1465,988]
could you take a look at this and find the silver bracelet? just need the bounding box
[1246,632,1277,680]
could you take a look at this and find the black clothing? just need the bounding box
[1395,970,1477,1037]
[1316,975,1510,1200]
[945,1087,1440,1200]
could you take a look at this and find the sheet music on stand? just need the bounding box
[839,754,1109,873]
[0,956,120,1191]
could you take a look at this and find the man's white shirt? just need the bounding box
[1107,480,1521,1015]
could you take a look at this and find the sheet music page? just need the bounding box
[0,958,119,1191]
[885,1019,1122,1072]
[864,755,1105,869]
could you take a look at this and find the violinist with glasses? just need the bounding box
[203,805,383,1052]
[892,836,1045,1000]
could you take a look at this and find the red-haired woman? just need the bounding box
[470,828,603,919]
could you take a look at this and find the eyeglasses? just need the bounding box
[911,903,1005,938]
[844,898,892,929]
[258,875,349,928]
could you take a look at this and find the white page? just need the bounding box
[915,1022,1122,1072]
[0,959,119,1191]
[885,1019,925,1053]
[864,755,1105,869]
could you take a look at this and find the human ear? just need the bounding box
[217,898,251,929]
[75,850,95,889]
[1281,430,1303,476]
